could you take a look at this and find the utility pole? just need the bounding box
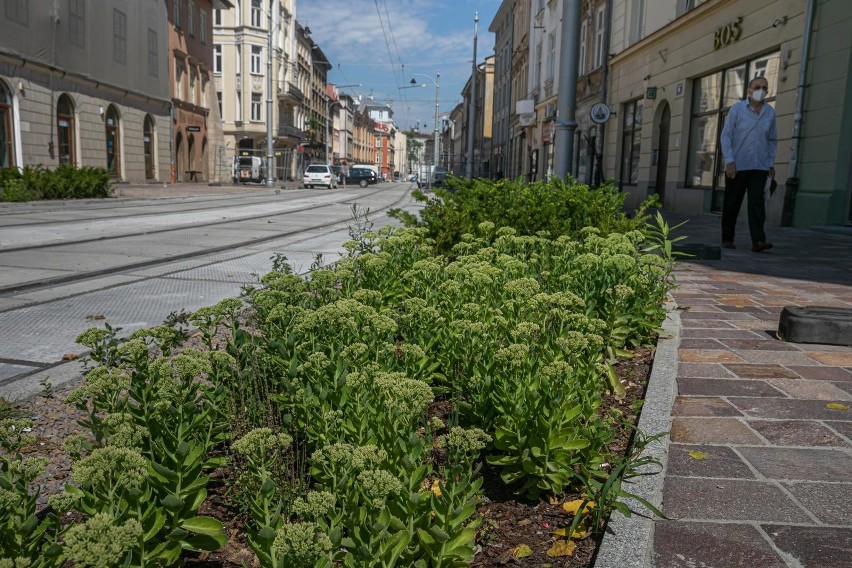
[554,0,581,178]
[265,1,275,187]
[465,12,478,179]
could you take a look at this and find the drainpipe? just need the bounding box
[554,0,581,178]
[781,0,818,226]
[595,0,614,187]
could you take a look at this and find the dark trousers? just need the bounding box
[721,169,768,244]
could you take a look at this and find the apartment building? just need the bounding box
[168,0,231,183]
[212,0,299,179]
[489,1,514,178]
[0,0,171,182]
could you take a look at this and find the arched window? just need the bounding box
[143,115,155,179]
[57,94,76,165]
[105,105,120,177]
[0,82,13,168]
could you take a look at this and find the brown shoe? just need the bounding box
[722,241,736,249]
[752,241,773,252]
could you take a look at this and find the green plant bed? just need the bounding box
[389,176,660,256]
[3,209,680,566]
[0,166,114,201]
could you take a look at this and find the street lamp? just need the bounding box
[410,72,440,188]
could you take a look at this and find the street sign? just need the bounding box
[590,103,611,124]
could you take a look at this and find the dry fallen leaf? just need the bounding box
[518,518,532,527]
[85,314,105,321]
[61,353,79,361]
[547,540,576,557]
[688,450,708,460]
[826,402,849,411]
[552,525,587,539]
[562,499,595,515]
[511,544,533,559]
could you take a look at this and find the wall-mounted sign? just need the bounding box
[646,87,657,100]
[714,17,743,50]
[187,126,201,132]
[590,103,611,124]
[676,83,684,96]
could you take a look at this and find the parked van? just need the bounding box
[232,156,265,184]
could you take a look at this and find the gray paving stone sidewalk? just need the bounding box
[651,213,852,568]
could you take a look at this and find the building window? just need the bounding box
[630,0,646,45]
[213,44,222,73]
[593,7,605,69]
[113,9,127,64]
[105,105,121,177]
[216,91,223,118]
[251,46,262,74]
[68,0,85,48]
[187,2,194,36]
[190,70,197,105]
[4,0,27,26]
[213,8,222,26]
[534,43,542,88]
[173,0,182,29]
[235,45,241,74]
[200,10,207,44]
[175,63,184,99]
[251,92,262,121]
[148,29,158,77]
[235,91,242,121]
[686,52,780,209]
[251,0,263,27]
[546,33,555,82]
[578,21,587,76]
[620,100,642,186]
[0,82,13,168]
[57,95,75,166]
[143,115,155,179]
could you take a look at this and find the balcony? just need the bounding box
[278,82,305,103]
[277,123,304,140]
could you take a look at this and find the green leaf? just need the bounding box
[181,516,225,537]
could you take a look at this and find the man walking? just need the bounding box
[720,76,777,252]
[340,162,349,188]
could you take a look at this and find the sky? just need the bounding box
[299,0,499,132]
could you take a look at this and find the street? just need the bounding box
[0,182,419,400]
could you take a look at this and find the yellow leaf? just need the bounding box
[688,450,708,460]
[512,544,533,558]
[552,526,587,539]
[826,402,849,411]
[430,479,442,497]
[562,499,595,515]
[547,540,576,557]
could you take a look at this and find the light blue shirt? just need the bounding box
[720,98,777,171]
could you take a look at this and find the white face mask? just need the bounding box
[751,88,767,102]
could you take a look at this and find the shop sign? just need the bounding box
[646,87,657,100]
[590,103,611,124]
[714,17,743,50]
[187,126,201,132]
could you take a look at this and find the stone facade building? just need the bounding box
[0,0,171,182]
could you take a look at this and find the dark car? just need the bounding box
[348,167,378,187]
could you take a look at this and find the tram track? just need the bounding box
[0,186,412,296]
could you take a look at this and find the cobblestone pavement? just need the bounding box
[652,213,852,568]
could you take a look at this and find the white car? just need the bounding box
[303,164,338,189]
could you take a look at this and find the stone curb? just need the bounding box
[594,305,681,568]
